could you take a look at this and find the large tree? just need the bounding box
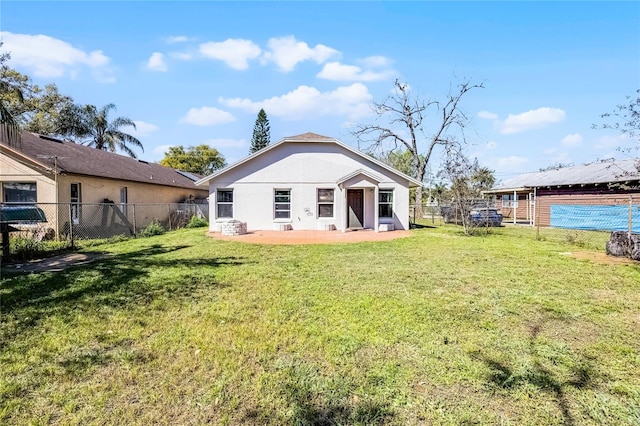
[160,144,226,175]
[353,79,483,215]
[0,44,23,147]
[249,108,270,154]
[56,103,143,158]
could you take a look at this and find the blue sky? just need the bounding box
[1,1,638,183]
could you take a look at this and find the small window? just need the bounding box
[274,189,291,219]
[119,186,128,216]
[502,194,518,208]
[217,189,233,218]
[317,189,334,218]
[2,182,37,203]
[379,190,393,218]
[71,183,81,224]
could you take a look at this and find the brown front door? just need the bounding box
[347,189,364,229]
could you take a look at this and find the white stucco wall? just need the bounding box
[206,142,414,232]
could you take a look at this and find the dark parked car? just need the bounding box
[441,203,503,227]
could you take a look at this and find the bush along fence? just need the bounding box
[0,202,208,261]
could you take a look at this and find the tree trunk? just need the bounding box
[413,162,427,219]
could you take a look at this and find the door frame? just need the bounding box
[346,189,364,229]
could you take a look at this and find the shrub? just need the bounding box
[138,219,165,237]
[186,215,208,228]
[9,237,69,262]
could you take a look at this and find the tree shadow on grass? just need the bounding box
[0,244,248,348]
[241,356,393,425]
[470,321,598,425]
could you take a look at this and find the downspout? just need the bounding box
[374,186,379,232]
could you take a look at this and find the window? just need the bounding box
[217,189,233,218]
[2,182,36,203]
[317,189,334,218]
[71,183,81,224]
[274,189,291,219]
[379,190,393,218]
[502,194,518,208]
[119,186,128,216]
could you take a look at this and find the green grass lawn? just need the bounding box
[1,226,639,425]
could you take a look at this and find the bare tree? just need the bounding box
[439,143,493,235]
[353,79,483,216]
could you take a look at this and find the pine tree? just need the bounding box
[250,108,270,154]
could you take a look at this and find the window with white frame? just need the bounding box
[71,183,81,224]
[379,189,393,218]
[217,189,233,218]
[274,189,291,219]
[317,188,334,218]
[2,182,36,203]
[501,194,518,208]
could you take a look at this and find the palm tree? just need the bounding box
[57,103,143,158]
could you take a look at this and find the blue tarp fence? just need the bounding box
[550,204,640,233]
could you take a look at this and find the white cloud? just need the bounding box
[317,62,393,82]
[166,35,191,44]
[478,110,498,120]
[220,83,373,121]
[199,38,261,70]
[561,133,583,147]
[262,36,339,72]
[359,55,391,68]
[170,51,192,60]
[1,31,113,81]
[124,121,158,138]
[180,107,235,126]
[501,107,566,134]
[497,155,529,170]
[485,141,497,150]
[203,138,247,148]
[146,52,167,72]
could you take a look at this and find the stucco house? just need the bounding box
[1,130,208,234]
[195,132,422,232]
[485,159,640,230]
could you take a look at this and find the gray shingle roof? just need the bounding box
[1,131,203,190]
[493,158,640,190]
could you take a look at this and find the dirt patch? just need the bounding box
[1,252,105,274]
[207,229,413,245]
[559,251,638,266]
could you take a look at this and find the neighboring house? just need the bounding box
[195,132,422,232]
[1,130,208,235]
[485,159,640,230]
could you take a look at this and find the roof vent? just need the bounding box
[138,159,149,164]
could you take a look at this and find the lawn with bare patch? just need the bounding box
[1,226,639,424]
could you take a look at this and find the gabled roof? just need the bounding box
[490,158,640,192]
[336,169,384,185]
[195,132,423,187]
[0,131,204,190]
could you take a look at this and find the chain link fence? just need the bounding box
[411,194,640,251]
[1,202,208,261]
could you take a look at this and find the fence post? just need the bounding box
[132,204,137,236]
[68,204,74,250]
[168,204,172,231]
[629,195,633,240]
